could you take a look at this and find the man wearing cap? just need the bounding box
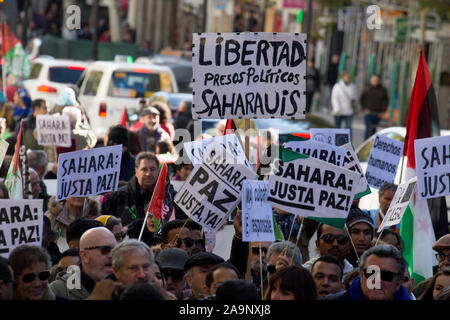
[345,207,375,268]
[156,248,189,300]
[136,106,170,153]
[184,252,225,300]
[0,257,14,300]
[413,234,450,298]
[107,125,135,185]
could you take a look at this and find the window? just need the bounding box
[29,63,42,79]
[49,67,85,84]
[82,71,103,96]
[108,70,172,98]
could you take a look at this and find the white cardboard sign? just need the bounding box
[365,134,403,189]
[415,135,450,199]
[242,180,275,242]
[310,128,351,146]
[0,200,44,258]
[284,140,347,166]
[174,142,257,231]
[341,143,369,195]
[56,145,122,201]
[192,32,307,119]
[0,140,9,168]
[36,115,72,147]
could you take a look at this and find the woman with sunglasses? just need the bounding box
[9,245,55,300]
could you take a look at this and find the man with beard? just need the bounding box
[303,223,354,278]
[311,255,345,298]
[49,227,117,299]
[101,152,161,226]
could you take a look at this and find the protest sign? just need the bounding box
[183,133,251,168]
[378,177,417,232]
[284,140,346,166]
[415,135,450,199]
[204,227,216,252]
[192,32,306,119]
[365,134,403,189]
[174,142,257,231]
[268,151,360,221]
[36,115,71,147]
[0,200,43,258]
[56,145,122,201]
[242,180,275,242]
[0,139,8,168]
[310,128,351,146]
[341,143,370,197]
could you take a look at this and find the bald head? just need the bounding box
[80,227,116,249]
[29,168,41,199]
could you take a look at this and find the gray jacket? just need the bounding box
[49,271,91,300]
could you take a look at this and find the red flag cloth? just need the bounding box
[403,51,440,169]
[146,163,167,220]
[13,121,23,173]
[1,22,20,56]
[224,119,237,134]
[119,107,128,127]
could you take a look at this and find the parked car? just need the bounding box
[23,57,89,108]
[147,91,193,112]
[77,60,178,140]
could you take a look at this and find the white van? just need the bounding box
[78,61,178,140]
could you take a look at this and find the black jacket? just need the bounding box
[119,151,135,183]
[360,84,389,114]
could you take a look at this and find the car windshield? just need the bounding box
[29,63,42,79]
[357,132,404,162]
[109,70,173,98]
[49,66,84,84]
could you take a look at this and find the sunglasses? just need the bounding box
[267,265,277,274]
[85,245,114,255]
[251,247,268,255]
[176,238,204,248]
[22,271,50,283]
[363,269,400,282]
[320,234,349,245]
[162,269,184,281]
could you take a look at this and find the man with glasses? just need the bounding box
[413,234,450,298]
[156,248,189,300]
[186,220,205,256]
[303,223,354,279]
[50,227,117,299]
[161,219,194,256]
[323,245,410,300]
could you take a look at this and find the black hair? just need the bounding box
[31,99,45,110]
[161,219,187,242]
[205,262,241,289]
[60,248,80,259]
[66,218,103,244]
[215,279,258,300]
[186,220,202,232]
[311,255,344,280]
[120,283,164,300]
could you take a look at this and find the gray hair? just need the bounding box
[359,245,406,277]
[267,241,303,266]
[112,239,154,270]
[379,183,398,196]
[27,150,48,171]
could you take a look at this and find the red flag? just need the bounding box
[146,163,167,220]
[119,107,128,127]
[13,121,23,173]
[1,22,20,57]
[224,119,237,135]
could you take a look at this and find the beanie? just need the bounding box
[346,207,375,234]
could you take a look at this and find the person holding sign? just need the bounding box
[19,99,48,151]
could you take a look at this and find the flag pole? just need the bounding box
[138,210,150,242]
[290,216,304,265]
[345,224,360,262]
[259,242,264,300]
[374,228,384,246]
[1,22,7,98]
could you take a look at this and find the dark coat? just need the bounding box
[360,84,389,114]
[119,151,135,183]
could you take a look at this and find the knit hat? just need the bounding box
[346,207,375,233]
[18,88,32,109]
[108,125,129,148]
[96,215,114,226]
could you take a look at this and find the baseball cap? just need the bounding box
[184,252,224,272]
[433,234,450,252]
[140,106,160,117]
[156,248,189,271]
[346,207,375,233]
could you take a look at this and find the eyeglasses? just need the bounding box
[84,245,114,255]
[267,265,277,274]
[251,247,268,255]
[320,234,349,245]
[363,269,400,282]
[436,253,450,262]
[22,271,50,283]
[162,269,184,281]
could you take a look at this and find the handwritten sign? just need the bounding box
[310,128,351,146]
[284,140,346,166]
[378,177,417,232]
[341,143,370,197]
[242,180,275,242]
[56,145,122,201]
[0,140,8,168]
[0,200,43,258]
[36,115,72,147]
[415,135,450,199]
[174,142,257,231]
[192,32,306,119]
[365,134,403,189]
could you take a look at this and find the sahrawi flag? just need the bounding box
[400,51,442,284]
[1,22,31,78]
[5,121,23,199]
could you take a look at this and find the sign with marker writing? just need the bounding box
[268,155,360,220]
[192,32,306,119]
[284,140,346,166]
[242,180,274,242]
[0,139,9,168]
[365,134,403,189]
[56,145,122,201]
[341,143,370,197]
[36,115,72,147]
[415,135,450,199]
[174,142,258,231]
[310,128,351,146]
[0,200,43,258]
[378,177,417,232]
[183,133,251,168]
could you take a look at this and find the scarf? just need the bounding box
[350,275,410,300]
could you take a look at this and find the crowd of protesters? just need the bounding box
[0,80,449,301]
